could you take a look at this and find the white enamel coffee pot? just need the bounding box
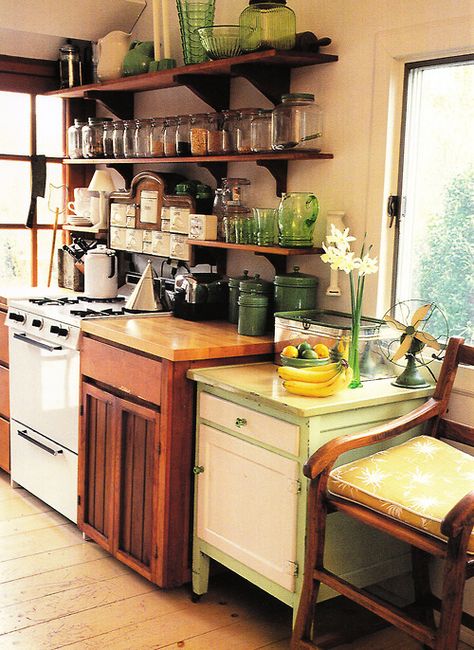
[84,245,118,299]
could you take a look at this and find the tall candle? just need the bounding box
[162,0,171,59]
[152,0,162,61]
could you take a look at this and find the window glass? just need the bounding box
[37,229,62,287]
[0,231,31,287]
[37,164,65,225]
[0,91,31,155]
[36,95,64,157]
[396,58,474,342]
[0,161,31,224]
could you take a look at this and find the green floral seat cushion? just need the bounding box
[328,436,474,554]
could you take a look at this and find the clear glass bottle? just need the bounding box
[239,0,296,51]
[176,115,192,156]
[250,109,272,152]
[163,117,178,157]
[135,118,153,157]
[102,120,114,158]
[82,118,108,158]
[150,117,165,157]
[236,108,260,154]
[190,113,209,156]
[112,121,124,158]
[122,119,136,158]
[272,93,323,151]
[67,119,86,159]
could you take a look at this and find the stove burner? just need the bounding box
[78,296,126,304]
[70,307,126,318]
[30,297,80,306]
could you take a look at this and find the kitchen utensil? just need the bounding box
[196,25,255,60]
[176,0,216,65]
[83,245,119,299]
[46,184,67,287]
[96,30,132,81]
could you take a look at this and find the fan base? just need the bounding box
[391,357,431,389]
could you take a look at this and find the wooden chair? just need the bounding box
[291,337,474,650]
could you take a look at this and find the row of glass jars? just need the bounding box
[67,94,323,159]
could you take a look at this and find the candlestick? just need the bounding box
[162,0,171,59]
[152,0,162,61]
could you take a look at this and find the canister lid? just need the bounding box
[274,265,318,288]
[238,291,269,307]
[239,273,273,294]
[249,0,287,5]
[229,269,250,288]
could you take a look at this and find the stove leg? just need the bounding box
[10,478,21,488]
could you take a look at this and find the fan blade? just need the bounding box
[391,334,414,362]
[411,303,431,329]
[414,330,442,351]
[384,315,406,332]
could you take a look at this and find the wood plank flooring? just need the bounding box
[0,470,470,649]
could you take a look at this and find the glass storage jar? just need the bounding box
[67,119,86,159]
[222,177,251,207]
[176,115,192,156]
[239,0,296,51]
[82,118,110,158]
[206,113,225,154]
[250,109,272,152]
[236,108,260,154]
[58,43,82,88]
[122,119,136,158]
[272,93,323,151]
[222,109,239,152]
[135,118,153,157]
[163,117,178,157]
[102,120,114,158]
[190,113,209,155]
[112,121,124,158]
[150,117,165,156]
[213,188,226,241]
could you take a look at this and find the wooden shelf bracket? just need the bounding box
[230,63,291,105]
[197,161,228,185]
[257,158,288,196]
[172,74,231,111]
[83,91,134,119]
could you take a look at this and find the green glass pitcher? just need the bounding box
[277,192,319,247]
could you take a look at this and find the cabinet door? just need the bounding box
[0,310,8,366]
[78,383,116,550]
[0,364,9,420]
[114,396,159,580]
[0,415,9,473]
[196,424,299,591]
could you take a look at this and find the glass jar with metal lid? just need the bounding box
[102,120,115,158]
[67,119,86,159]
[221,110,239,153]
[250,109,272,152]
[134,118,153,157]
[82,118,111,158]
[150,117,165,156]
[228,269,250,324]
[274,265,319,312]
[163,117,178,157]
[206,113,225,155]
[176,115,192,156]
[272,93,323,151]
[190,113,209,156]
[236,108,260,154]
[122,119,136,158]
[239,0,296,51]
[112,121,124,158]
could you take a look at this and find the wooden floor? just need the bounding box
[0,470,470,650]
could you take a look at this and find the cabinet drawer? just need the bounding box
[0,416,9,473]
[0,310,8,365]
[82,338,162,406]
[199,392,299,456]
[0,364,9,419]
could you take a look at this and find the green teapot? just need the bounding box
[122,41,155,77]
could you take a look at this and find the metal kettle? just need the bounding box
[84,245,118,299]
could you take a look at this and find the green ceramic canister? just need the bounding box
[274,265,318,312]
[238,291,269,336]
[228,269,250,324]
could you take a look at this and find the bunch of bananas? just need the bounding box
[278,359,353,397]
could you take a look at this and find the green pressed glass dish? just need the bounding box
[280,354,330,368]
[196,25,256,60]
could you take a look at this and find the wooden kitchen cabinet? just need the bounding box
[0,307,10,472]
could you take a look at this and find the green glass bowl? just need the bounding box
[196,25,255,60]
[280,354,330,368]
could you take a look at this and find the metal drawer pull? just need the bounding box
[18,430,63,456]
[193,465,205,474]
[13,332,62,352]
[235,417,247,428]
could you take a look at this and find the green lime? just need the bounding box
[297,341,312,356]
[301,349,318,359]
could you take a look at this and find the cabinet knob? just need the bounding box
[193,465,205,474]
[235,417,247,429]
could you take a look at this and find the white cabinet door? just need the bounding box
[197,424,299,591]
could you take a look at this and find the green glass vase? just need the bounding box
[176,0,215,65]
[277,192,319,247]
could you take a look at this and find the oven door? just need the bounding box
[9,330,80,453]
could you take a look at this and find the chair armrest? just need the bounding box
[441,491,474,539]
[303,397,441,480]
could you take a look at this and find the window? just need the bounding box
[394,55,474,343]
[0,57,65,288]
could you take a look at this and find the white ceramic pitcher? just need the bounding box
[97,31,132,82]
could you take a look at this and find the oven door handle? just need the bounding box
[17,429,64,456]
[13,332,62,352]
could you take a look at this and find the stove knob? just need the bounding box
[31,318,43,329]
[50,325,69,338]
[9,312,25,323]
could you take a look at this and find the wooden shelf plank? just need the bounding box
[63,152,333,165]
[45,50,338,100]
[188,240,323,256]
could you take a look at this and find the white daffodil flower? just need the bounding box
[327,224,356,251]
[357,253,379,276]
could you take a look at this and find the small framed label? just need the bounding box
[140,190,159,224]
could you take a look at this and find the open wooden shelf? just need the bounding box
[188,240,322,256]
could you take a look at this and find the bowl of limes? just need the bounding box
[280,341,331,367]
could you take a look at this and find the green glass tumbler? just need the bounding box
[277,192,319,247]
[176,0,216,65]
[254,207,277,246]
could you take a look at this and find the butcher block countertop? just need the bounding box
[81,313,274,362]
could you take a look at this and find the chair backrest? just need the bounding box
[432,337,474,448]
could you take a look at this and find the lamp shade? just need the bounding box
[88,169,115,193]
